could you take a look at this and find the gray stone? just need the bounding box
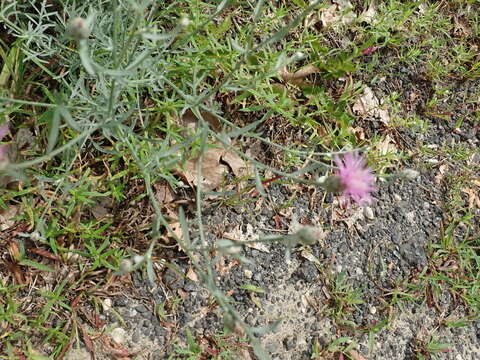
[135,304,148,313]
[296,261,318,282]
[283,336,297,350]
[111,327,126,344]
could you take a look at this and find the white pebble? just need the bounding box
[102,298,112,312]
[111,327,126,344]
[364,206,375,220]
[370,306,377,315]
[244,270,253,279]
[393,194,401,201]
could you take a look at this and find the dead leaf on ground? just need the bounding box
[320,1,356,28]
[80,325,95,354]
[279,64,320,86]
[154,181,175,204]
[332,205,364,229]
[91,197,114,220]
[28,247,61,262]
[348,350,368,360]
[434,164,448,185]
[300,250,322,267]
[179,109,222,133]
[375,135,397,167]
[181,145,249,191]
[167,222,183,242]
[462,188,480,209]
[186,267,199,282]
[223,223,270,253]
[453,15,471,37]
[215,256,240,276]
[0,204,19,231]
[352,86,391,124]
[359,0,377,24]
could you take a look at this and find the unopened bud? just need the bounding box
[319,175,344,193]
[179,17,190,28]
[294,51,305,60]
[133,255,144,265]
[119,259,133,273]
[67,17,90,40]
[296,227,317,245]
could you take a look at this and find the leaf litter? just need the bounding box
[352,86,391,124]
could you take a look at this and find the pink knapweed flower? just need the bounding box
[334,152,376,205]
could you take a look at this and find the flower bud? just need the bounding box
[319,175,344,193]
[179,17,190,28]
[119,259,133,273]
[296,226,318,245]
[67,17,90,40]
[133,255,144,265]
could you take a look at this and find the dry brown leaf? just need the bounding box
[154,181,175,204]
[28,247,61,262]
[359,0,376,24]
[453,15,471,37]
[375,134,397,159]
[435,164,448,184]
[320,1,356,27]
[186,267,199,282]
[6,261,25,284]
[279,64,320,86]
[91,198,113,220]
[183,147,227,190]
[224,224,270,253]
[348,350,368,360]
[168,222,183,240]
[80,326,95,354]
[180,109,222,133]
[215,256,240,276]
[352,86,390,124]
[332,205,364,229]
[221,150,248,177]
[300,250,322,267]
[462,188,480,209]
[182,146,248,191]
[0,204,19,231]
[8,241,21,261]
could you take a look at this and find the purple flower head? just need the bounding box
[334,152,376,205]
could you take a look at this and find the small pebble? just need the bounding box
[132,329,141,343]
[244,269,253,279]
[393,194,401,201]
[364,206,374,220]
[111,327,126,344]
[370,306,377,315]
[136,304,148,313]
[102,298,112,312]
